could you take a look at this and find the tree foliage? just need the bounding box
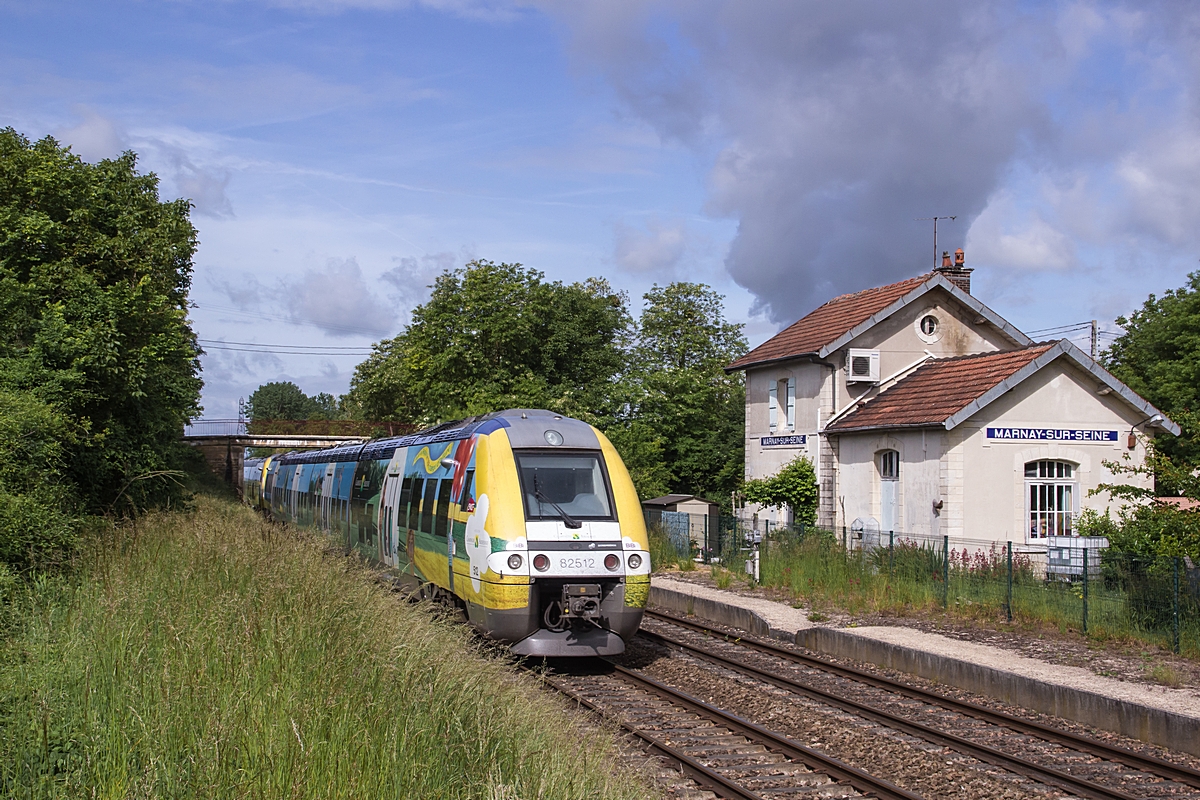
[347,261,630,424]
[742,455,819,526]
[346,265,748,507]
[1094,273,1200,556]
[246,381,338,421]
[0,129,202,564]
[609,283,747,504]
[1104,271,1200,474]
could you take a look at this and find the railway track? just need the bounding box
[641,609,1200,800]
[538,660,923,800]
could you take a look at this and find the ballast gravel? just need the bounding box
[652,575,1200,721]
[618,637,1060,800]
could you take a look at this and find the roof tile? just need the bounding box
[728,273,932,371]
[824,344,1055,432]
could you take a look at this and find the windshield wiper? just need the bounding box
[533,476,582,529]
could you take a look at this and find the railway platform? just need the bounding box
[650,575,1200,758]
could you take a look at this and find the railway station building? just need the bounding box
[727,253,1179,549]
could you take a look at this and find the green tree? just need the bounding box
[1104,272,1200,476]
[612,283,748,506]
[347,261,631,424]
[246,381,321,420]
[0,129,202,518]
[742,455,819,526]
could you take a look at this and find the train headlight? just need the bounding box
[544,430,563,446]
[533,554,550,572]
[507,553,523,570]
[627,553,642,569]
[604,554,620,571]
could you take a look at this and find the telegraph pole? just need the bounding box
[1091,320,1098,359]
[916,216,957,268]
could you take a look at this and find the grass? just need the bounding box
[0,492,652,799]
[743,531,1200,659]
[646,524,693,572]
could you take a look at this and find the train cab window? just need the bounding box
[407,477,424,531]
[434,478,454,538]
[459,470,475,510]
[516,452,613,521]
[420,477,439,533]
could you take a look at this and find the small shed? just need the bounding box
[642,494,721,551]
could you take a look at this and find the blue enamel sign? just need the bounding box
[760,435,807,447]
[986,427,1118,443]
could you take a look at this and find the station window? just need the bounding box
[1025,460,1076,540]
[879,450,899,481]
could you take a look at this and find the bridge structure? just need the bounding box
[183,419,371,492]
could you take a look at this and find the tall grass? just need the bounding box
[754,531,1199,657]
[0,494,652,799]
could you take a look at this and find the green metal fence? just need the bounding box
[646,512,1199,656]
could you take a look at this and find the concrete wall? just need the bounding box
[836,429,944,536]
[743,285,1016,530]
[830,357,1154,543]
[954,360,1153,544]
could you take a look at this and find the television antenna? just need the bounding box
[916,216,957,268]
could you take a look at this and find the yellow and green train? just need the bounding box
[244,409,649,656]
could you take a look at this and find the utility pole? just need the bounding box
[916,216,957,268]
[1090,320,1098,359]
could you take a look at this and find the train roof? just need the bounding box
[272,409,600,466]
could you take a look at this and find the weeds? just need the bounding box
[0,494,651,799]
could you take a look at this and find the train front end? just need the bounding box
[471,410,650,657]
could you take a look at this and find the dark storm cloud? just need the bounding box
[546,1,1200,324]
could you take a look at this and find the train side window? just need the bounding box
[420,477,439,533]
[407,477,424,531]
[459,470,475,509]
[398,476,414,528]
[434,478,454,538]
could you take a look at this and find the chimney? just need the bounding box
[934,247,973,294]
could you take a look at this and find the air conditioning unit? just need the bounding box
[847,349,880,382]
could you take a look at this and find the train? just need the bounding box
[242,409,650,656]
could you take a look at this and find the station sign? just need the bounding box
[985,427,1118,443]
[760,435,807,447]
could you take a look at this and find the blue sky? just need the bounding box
[3,1,1199,418]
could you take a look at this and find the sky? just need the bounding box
[3,1,1199,419]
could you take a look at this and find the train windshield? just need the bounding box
[516,452,613,521]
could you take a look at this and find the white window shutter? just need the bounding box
[768,382,778,430]
[786,378,796,430]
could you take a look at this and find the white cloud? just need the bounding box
[284,257,397,337]
[612,216,688,276]
[381,250,460,301]
[55,107,127,162]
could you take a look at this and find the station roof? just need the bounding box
[824,340,1180,436]
[726,272,1030,372]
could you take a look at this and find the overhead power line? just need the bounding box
[198,339,373,351]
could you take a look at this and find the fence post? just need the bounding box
[1174,556,1181,655]
[1082,546,1089,635]
[1006,541,1013,623]
[942,534,949,609]
[703,514,710,564]
[843,526,847,551]
[888,531,894,577]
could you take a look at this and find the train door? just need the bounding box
[379,448,408,569]
[289,464,303,521]
[321,462,335,531]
